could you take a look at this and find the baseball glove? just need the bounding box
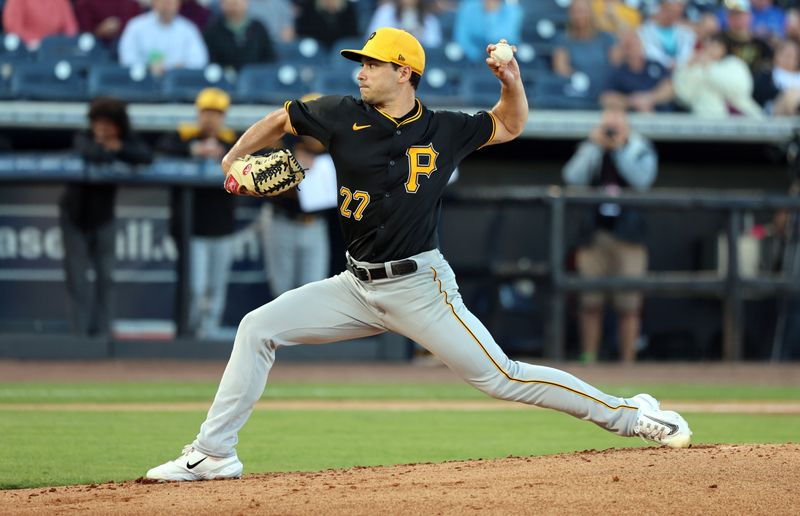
[223,150,305,197]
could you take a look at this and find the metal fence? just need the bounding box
[447,186,800,361]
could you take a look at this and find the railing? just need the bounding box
[448,186,800,361]
[1,156,799,360]
[0,101,797,142]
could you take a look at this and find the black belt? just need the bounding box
[346,258,418,282]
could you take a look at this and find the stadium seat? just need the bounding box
[37,33,110,67]
[426,42,473,69]
[236,64,311,104]
[161,65,234,103]
[88,65,161,103]
[459,73,501,109]
[521,17,566,45]
[10,62,88,101]
[312,67,360,97]
[417,66,462,106]
[520,0,570,18]
[0,32,31,62]
[329,37,364,65]
[274,38,330,67]
[530,71,598,110]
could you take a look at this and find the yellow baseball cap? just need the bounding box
[195,87,230,112]
[340,27,425,76]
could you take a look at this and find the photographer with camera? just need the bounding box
[563,108,658,363]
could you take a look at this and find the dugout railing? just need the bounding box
[447,186,800,361]
[1,157,799,361]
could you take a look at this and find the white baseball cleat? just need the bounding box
[146,445,243,481]
[632,393,692,449]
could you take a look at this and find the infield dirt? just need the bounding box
[1,444,798,515]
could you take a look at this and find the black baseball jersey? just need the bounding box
[285,96,496,262]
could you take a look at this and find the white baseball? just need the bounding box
[490,42,513,65]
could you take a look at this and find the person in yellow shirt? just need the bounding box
[592,0,642,33]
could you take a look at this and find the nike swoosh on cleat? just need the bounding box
[186,457,208,469]
[643,414,679,435]
[352,123,371,131]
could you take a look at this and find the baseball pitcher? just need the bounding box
[147,28,692,481]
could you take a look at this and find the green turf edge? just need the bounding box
[1,409,798,489]
[0,383,797,404]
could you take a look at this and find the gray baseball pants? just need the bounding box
[193,249,641,458]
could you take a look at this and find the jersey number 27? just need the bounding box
[339,144,440,220]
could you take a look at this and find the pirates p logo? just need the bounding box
[405,144,439,194]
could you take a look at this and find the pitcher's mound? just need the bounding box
[3,444,798,515]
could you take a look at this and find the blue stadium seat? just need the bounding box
[417,66,462,107]
[10,62,88,101]
[0,32,32,62]
[530,72,599,110]
[236,64,311,104]
[329,37,364,64]
[520,0,570,17]
[426,42,473,69]
[459,72,501,109]
[162,66,234,103]
[37,34,110,66]
[88,65,161,103]
[521,16,566,45]
[312,67,360,97]
[274,38,330,67]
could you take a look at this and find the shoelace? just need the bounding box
[180,444,194,457]
[634,419,670,443]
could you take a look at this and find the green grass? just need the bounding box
[1,409,797,490]
[0,381,797,489]
[0,382,798,404]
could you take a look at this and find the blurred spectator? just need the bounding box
[674,33,765,117]
[454,0,523,63]
[718,0,787,39]
[754,39,800,114]
[601,30,674,112]
[248,0,296,43]
[119,0,209,76]
[74,0,143,47]
[262,92,337,295]
[2,0,78,50]
[295,0,359,50]
[638,0,697,70]
[181,0,214,31]
[553,0,616,95]
[60,97,152,337]
[367,0,443,48]
[562,108,657,364]
[592,0,642,33]
[157,88,238,340]
[204,0,275,71]
[721,0,774,72]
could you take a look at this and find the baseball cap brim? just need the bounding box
[341,48,390,66]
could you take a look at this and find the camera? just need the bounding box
[604,127,618,139]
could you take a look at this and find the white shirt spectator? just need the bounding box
[638,20,696,69]
[367,3,442,48]
[118,10,209,70]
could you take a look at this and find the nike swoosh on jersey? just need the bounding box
[352,123,372,131]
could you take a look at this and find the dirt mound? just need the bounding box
[3,444,798,515]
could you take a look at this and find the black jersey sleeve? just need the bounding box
[284,95,346,148]
[446,110,497,164]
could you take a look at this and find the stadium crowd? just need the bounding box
[2,0,800,114]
